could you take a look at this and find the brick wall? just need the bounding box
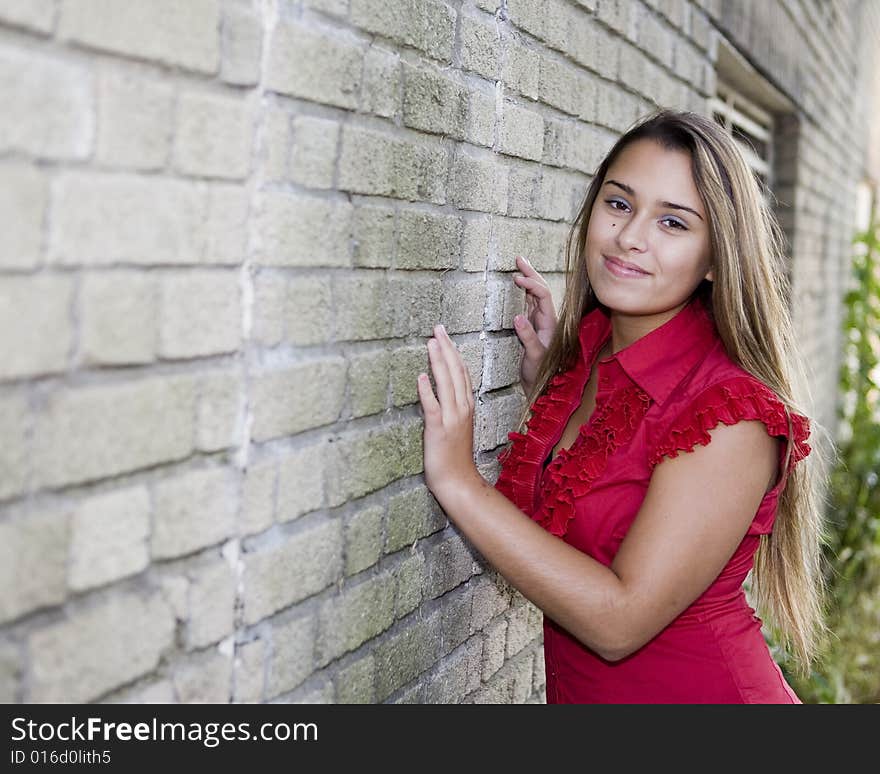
[0,0,876,704]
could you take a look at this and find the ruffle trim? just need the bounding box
[534,384,652,538]
[495,368,583,519]
[647,376,812,475]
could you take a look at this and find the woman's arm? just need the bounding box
[433,419,778,661]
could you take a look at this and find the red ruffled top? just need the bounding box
[493,294,813,703]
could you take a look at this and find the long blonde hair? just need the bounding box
[504,109,834,677]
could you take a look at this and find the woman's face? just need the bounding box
[584,138,714,316]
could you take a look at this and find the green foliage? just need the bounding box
[781,214,880,703]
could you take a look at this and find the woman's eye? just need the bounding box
[605,199,628,211]
[661,217,687,230]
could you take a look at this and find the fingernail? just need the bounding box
[437,324,446,336]
[514,315,523,326]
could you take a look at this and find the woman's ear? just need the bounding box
[704,267,714,282]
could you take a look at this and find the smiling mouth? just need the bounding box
[603,254,651,277]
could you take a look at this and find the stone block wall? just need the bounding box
[0,0,876,703]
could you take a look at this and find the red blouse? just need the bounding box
[494,294,812,703]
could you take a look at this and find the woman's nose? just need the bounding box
[616,214,648,251]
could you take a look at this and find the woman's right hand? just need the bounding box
[512,255,557,394]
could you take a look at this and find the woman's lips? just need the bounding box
[603,254,651,278]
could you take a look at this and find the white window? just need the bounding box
[709,83,774,196]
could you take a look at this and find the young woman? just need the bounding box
[416,109,832,703]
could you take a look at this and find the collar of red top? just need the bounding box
[577,294,718,407]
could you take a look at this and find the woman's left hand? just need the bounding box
[417,324,482,497]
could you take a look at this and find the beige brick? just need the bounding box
[251,357,346,441]
[0,640,20,702]
[460,13,500,81]
[173,649,233,703]
[241,456,277,536]
[350,0,455,63]
[471,573,512,631]
[198,184,249,264]
[152,467,237,560]
[476,390,523,450]
[59,0,220,74]
[27,589,175,702]
[389,344,428,408]
[0,161,47,269]
[333,273,394,341]
[252,191,352,267]
[502,42,541,99]
[157,573,189,621]
[79,271,157,365]
[440,279,487,333]
[0,47,92,160]
[338,125,447,204]
[505,603,533,656]
[50,174,247,266]
[388,275,442,338]
[427,637,482,703]
[426,533,477,599]
[105,678,175,703]
[324,420,423,506]
[566,9,599,72]
[533,645,546,697]
[335,654,375,703]
[252,271,286,346]
[0,390,29,500]
[396,208,461,270]
[352,203,394,268]
[233,638,265,702]
[96,70,173,170]
[187,557,236,649]
[195,369,243,453]
[344,504,384,576]
[464,87,495,148]
[68,486,150,592]
[276,444,325,522]
[498,102,544,161]
[34,375,195,489]
[304,0,348,15]
[359,46,400,118]
[506,0,570,52]
[482,617,508,679]
[538,55,595,119]
[441,584,475,653]
[374,611,442,701]
[175,91,253,179]
[451,150,509,214]
[221,3,262,86]
[461,215,491,272]
[543,119,610,174]
[241,520,343,624]
[286,275,333,346]
[316,573,395,666]
[402,62,470,139]
[258,107,291,183]
[482,332,524,390]
[349,347,391,417]
[0,507,69,624]
[265,18,362,109]
[0,0,55,33]
[267,614,316,699]
[159,270,241,358]
[0,275,72,380]
[393,551,426,618]
[471,650,533,703]
[290,116,339,189]
[291,681,334,703]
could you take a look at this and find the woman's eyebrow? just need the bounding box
[604,179,704,221]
